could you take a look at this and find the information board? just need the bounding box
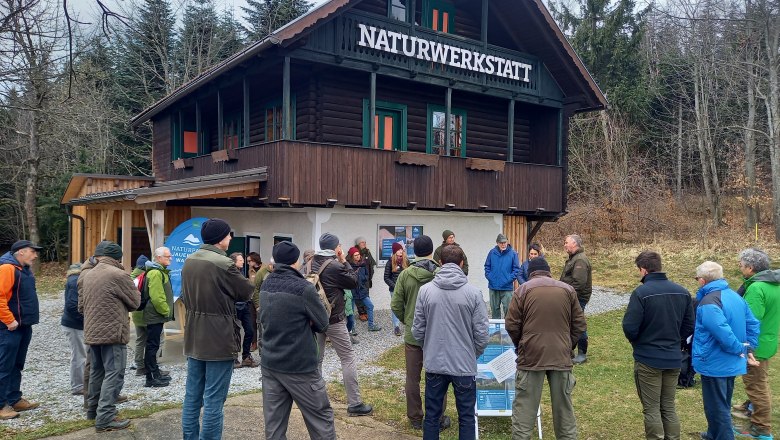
[377,225,424,263]
[476,319,517,416]
[164,217,208,300]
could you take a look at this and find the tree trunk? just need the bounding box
[676,100,683,200]
[764,16,780,240]
[746,63,758,229]
[694,65,716,220]
[24,109,40,268]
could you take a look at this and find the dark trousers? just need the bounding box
[262,367,336,440]
[423,373,476,440]
[87,344,127,427]
[577,299,588,353]
[633,361,680,440]
[0,326,32,407]
[701,375,735,440]
[144,323,164,379]
[237,307,254,359]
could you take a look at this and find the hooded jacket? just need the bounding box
[742,269,780,360]
[391,258,440,346]
[0,252,39,329]
[181,244,254,361]
[412,263,489,376]
[79,257,141,345]
[309,254,357,325]
[143,260,174,325]
[692,279,760,377]
[560,248,592,304]
[484,244,521,291]
[506,271,587,370]
[61,266,83,330]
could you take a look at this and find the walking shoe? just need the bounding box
[242,356,260,368]
[368,325,382,332]
[735,424,774,439]
[439,415,452,431]
[394,326,401,336]
[733,409,752,420]
[572,352,587,364]
[347,402,373,416]
[350,335,359,344]
[95,417,131,432]
[410,419,423,430]
[115,394,129,404]
[233,359,242,369]
[12,398,39,412]
[350,328,359,336]
[0,405,19,420]
[359,314,368,322]
[145,377,170,388]
[135,367,147,376]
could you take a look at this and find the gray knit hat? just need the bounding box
[319,233,340,250]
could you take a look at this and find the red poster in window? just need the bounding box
[183,131,198,154]
[383,116,393,150]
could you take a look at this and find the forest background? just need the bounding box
[1,0,777,260]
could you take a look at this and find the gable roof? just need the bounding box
[131,0,606,127]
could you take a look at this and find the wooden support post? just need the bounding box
[100,209,116,240]
[144,210,154,251]
[196,100,201,153]
[445,87,452,156]
[152,209,165,250]
[243,77,250,148]
[370,72,377,148]
[283,56,291,140]
[217,89,224,150]
[481,0,488,46]
[508,98,515,162]
[121,210,132,272]
[557,109,564,166]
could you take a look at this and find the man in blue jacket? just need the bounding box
[692,261,760,440]
[622,251,694,440]
[484,234,521,318]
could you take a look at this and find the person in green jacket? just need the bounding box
[560,234,592,364]
[733,248,780,439]
[433,230,469,275]
[390,235,450,431]
[142,247,175,387]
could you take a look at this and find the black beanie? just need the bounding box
[201,218,231,245]
[94,241,123,261]
[319,232,339,250]
[527,257,550,274]
[136,254,149,269]
[413,235,434,257]
[272,241,300,265]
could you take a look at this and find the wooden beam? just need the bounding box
[121,210,132,272]
[196,100,202,154]
[370,72,376,148]
[134,182,260,205]
[282,56,291,140]
[243,77,250,148]
[481,0,488,46]
[144,210,154,252]
[445,87,452,156]
[152,209,165,250]
[217,89,224,150]
[557,109,564,166]
[100,209,115,240]
[508,98,515,162]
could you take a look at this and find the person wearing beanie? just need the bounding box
[79,241,140,432]
[260,241,334,438]
[310,233,374,417]
[61,263,86,397]
[130,255,150,375]
[230,252,258,370]
[484,233,521,319]
[346,247,381,332]
[353,237,377,320]
[180,219,254,439]
[390,235,452,431]
[384,241,409,336]
[433,230,469,275]
[561,234,592,364]
[505,256,586,440]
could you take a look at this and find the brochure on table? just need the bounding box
[476,319,517,416]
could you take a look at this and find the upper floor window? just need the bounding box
[172,109,198,159]
[264,97,296,142]
[363,99,408,151]
[223,111,242,149]
[427,104,466,157]
[390,0,409,21]
[424,0,454,33]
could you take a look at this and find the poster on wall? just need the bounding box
[377,225,424,263]
[476,319,516,416]
[164,217,208,300]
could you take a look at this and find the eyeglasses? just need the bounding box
[694,276,702,281]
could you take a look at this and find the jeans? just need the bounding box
[743,359,772,432]
[182,358,234,440]
[512,370,577,440]
[87,344,127,427]
[362,296,376,327]
[389,289,400,327]
[346,315,355,333]
[633,361,680,440]
[61,325,87,394]
[236,306,254,359]
[577,299,588,353]
[423,373,476,440]
[144,323,163,379]
[262,367,336,440]
[489,289,513,319]
[0,326,32,407]
[701,375,735,440]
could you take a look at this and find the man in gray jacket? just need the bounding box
[412,245,489,440]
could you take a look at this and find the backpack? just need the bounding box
[133,268,160,311]
[305,259,335,316]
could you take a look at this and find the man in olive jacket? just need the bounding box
[180,219,253,440]
[506,257,586,440]
[734,248,780,439]
[79,241,140,432]
[142,247,174,388]
[560,234,592,364]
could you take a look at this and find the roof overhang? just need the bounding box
[66,167,268,207]
[61,174,156,205]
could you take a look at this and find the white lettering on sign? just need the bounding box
[357,23,532,83]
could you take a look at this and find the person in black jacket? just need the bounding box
[622,251,694,440]
[260,241,335,439]
[384,242,408,336]
[61,263,85,396]
[310,232,373,417]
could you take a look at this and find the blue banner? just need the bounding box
[164,217,208,300]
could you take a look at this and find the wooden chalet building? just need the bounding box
[62,0,606,304]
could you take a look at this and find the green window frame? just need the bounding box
[362,99,408,151]
[388,0,409,22]
[264,97,296,142]
[426,104,466,157]
[171,111,199,159]
[423,0,455,33]
[222,110,243,149]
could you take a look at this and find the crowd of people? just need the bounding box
[0,221,777,440]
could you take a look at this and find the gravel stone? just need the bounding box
[5,287,629,430]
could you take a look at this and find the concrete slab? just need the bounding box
[44,392,418,440]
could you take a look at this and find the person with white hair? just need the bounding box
[692,261,759,440]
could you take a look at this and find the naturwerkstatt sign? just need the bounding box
[357,23,532,83]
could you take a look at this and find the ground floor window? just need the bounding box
[362,100,408,151]
[427,104,466,157]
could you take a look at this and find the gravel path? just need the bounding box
[5,287,628,431]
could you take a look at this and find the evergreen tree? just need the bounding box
[241,0,313,42]
[177,0,221,82]
[216,9,245,61]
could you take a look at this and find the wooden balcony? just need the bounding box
[163,141,564,214]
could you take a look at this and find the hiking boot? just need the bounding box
[12,398,39,412]
[439,415,452,431]
[347,402,373,416]
[0,405,19,420]
[95,417,131,432]
[233,359,242,369]
[572,352,587,365]
[735,424,774,439]
[115,395,128,404]
[242,356,260,368]
[733,409,752,420]
[394,326,401,336]
[135,367,147,376]
[145,377,170,388]
[410,419,423,430]
[368,325,382,332]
